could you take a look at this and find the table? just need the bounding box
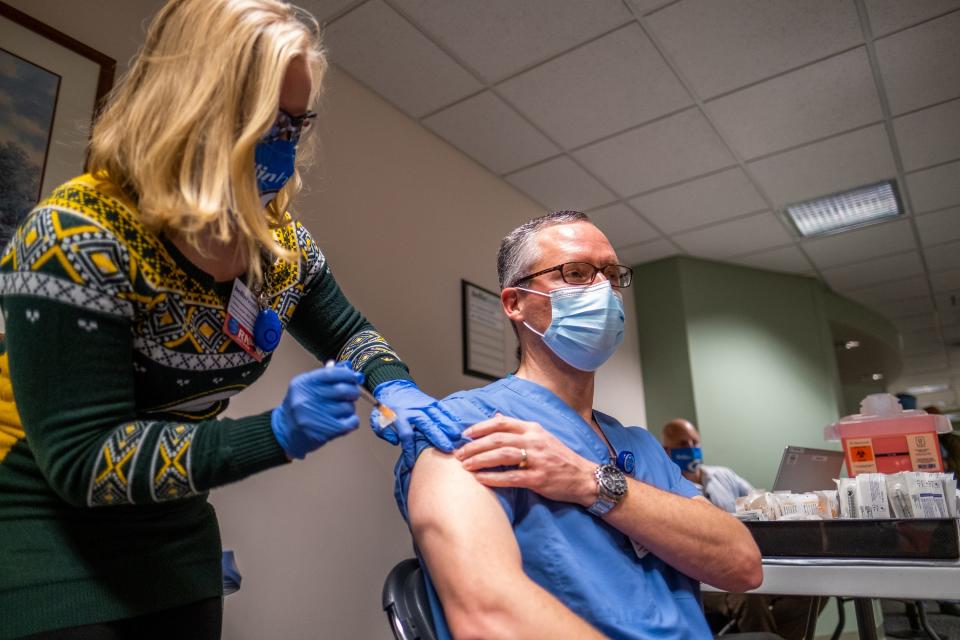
[703,558,960,639]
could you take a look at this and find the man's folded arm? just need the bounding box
[407,449,604,640]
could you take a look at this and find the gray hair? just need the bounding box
[497,210,590,289]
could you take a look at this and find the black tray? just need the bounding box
[745,518,960,559]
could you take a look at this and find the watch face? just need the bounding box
[599,465,627,497]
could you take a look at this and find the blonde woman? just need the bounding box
[0,1,460,637]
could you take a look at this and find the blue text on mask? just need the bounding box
[669,447,703,474]
[255,139,296,206]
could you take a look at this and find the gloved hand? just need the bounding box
[271,362,363,459]
[371,380,466,468]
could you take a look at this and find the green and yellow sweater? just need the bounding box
[0,174,412,637]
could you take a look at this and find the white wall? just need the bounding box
[6,3,647,639]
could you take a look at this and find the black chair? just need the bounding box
[383,558,438,640]
[383,557,784,640]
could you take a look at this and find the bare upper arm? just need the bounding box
[407,448,525,613]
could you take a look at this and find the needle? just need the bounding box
[325,360,396,428]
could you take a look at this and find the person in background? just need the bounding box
[0,1,458,637]
[661,418,821,639]
[661,418,754,511]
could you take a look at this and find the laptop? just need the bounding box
[772,445,845,492]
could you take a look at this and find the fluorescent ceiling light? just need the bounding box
[786,181,902,237]
[904,383,949,395]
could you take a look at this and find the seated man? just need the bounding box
[661,418,754,512]
[662,419,822,639]
[392,211,763,639]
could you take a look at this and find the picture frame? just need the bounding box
[0,2,115,227]
[462,279,517,381]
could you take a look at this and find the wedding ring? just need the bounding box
[518,447,528,469]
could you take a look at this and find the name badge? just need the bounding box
[223,279,266,362]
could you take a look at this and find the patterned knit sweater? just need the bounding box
[0,174,412,637]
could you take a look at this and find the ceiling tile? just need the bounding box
[323,0,482,117]
[705,48,883,159]
[625,0,676,14]
[587,203,660,248]
[505,156,616,211]
[907,160,960,213]
[864,0,960,37]
[822,251,925,291]
[893,98,960,171]
[672,211,790,260]
[616,238,679,266]
[875,11,960,115]
[916,208,960,248]
[937,290,960,320]
[931,270,960,292]
[802,219,917,269]
[574,109,734,197]
[869,294,935,317]
[389,0,632,82]
[307,0,360,23]
[497,24,692,149]
[925,240,960,272]
[845,275,930,304]
[899,326,943,351]
[422,91,559,174]
[629,168,766,234]
[748,125,896,207]
[946,323,960,341]
[902,353,950,374]
[893,313,940,332]
[645,0,862,99]
[729,245,813,274]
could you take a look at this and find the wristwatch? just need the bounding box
[587,463,627,517]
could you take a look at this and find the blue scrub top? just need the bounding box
[394,376,712,640]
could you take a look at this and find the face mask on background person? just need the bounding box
[518,280,625,371]
[670,447,703,474]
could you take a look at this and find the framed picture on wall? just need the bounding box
[0,1,115,235]
[462,279,518,381]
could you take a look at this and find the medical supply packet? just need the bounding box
[856,473,890,519]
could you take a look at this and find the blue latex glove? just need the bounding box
[371,380,464,468]
[271,362,363,459]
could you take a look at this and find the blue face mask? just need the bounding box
[254,139,296,207]
[669,447,703,474]
[519,280,625,371]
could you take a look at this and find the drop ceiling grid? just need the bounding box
[853,0,958,405]
[319,0,960,406]
[374,0,690,255]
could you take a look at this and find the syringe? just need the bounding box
[324,360,397,428]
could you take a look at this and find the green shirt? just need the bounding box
[0,174,412,637]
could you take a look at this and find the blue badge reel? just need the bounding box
[616,450,635,474]
[253,308,283,352]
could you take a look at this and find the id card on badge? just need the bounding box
[223,278,266,362]
[630,538,649,560]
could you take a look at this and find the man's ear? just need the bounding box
[502,287,523,323]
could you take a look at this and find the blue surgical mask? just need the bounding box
[519,280,625,371]
[254,139,296,207]
[669,447,703,474]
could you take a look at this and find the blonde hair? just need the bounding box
[87,0,326,284]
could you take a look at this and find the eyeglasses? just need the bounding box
[261,108,317,145]
[511,262,633,288]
